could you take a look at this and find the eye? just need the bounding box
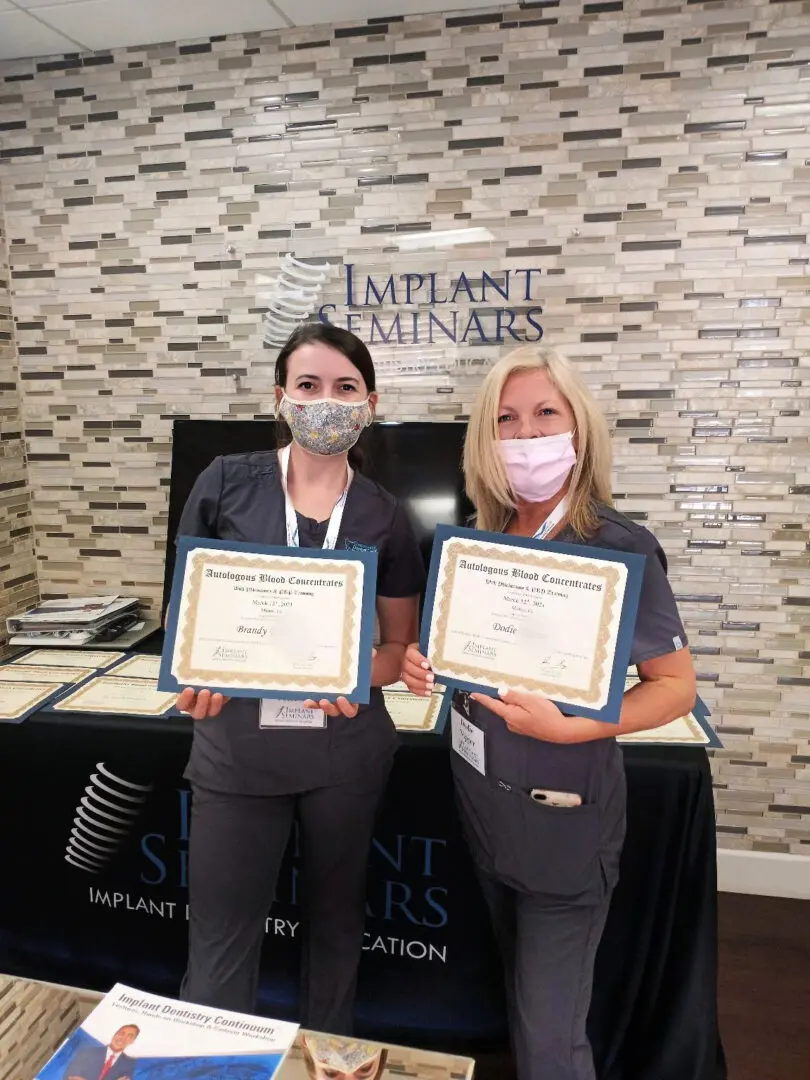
[340,382,359,393]
[538,407,557,417]
[296,380,316,391]
[497,413,514,424]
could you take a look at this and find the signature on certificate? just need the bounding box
[539,654,568,678]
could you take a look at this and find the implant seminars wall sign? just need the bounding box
[318,265,544,346]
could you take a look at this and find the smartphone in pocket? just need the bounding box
[530,788,583,808]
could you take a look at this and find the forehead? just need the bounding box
[500,368,562,405]
[286,341,361,379]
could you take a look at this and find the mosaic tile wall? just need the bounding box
[0,975,87,1080]
[0,0,809,852]
[0,206,38,645]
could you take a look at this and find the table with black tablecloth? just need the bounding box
[0,688,725,1080]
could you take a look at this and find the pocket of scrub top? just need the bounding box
[454,761,603,899]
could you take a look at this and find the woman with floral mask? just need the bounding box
[173,324,424,1033]
[401,346,695,1080]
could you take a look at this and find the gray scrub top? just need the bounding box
[452,503,689,902]
[175,451,426,796]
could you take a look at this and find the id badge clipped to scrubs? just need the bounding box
[259,699,326,730]
[451,707,487,776]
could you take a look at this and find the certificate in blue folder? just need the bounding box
[159,536,377,704]
[420,524,645,724]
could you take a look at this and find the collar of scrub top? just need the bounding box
[278,442,353,549]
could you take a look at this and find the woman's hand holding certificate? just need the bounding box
[419,525,646,724]
[176,687,230,720]
[160,537,378,703]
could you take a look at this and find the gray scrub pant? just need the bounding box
[180,773,389,1034]
[477,871,612,1080]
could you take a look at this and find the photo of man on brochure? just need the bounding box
[63,1023,140,1080]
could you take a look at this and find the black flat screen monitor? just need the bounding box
[162,419,474,614]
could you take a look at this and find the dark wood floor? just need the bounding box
[475,892,810,1080]
[718,892,810,1080]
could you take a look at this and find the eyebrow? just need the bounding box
[499,399,556,410]
[295,373,359,382]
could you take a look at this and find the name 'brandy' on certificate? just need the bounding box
[165,545,368,699]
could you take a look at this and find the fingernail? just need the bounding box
[421,661,429,670]
[498,686,508,697]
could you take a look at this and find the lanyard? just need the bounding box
[279,444,352,550]
[532,495,568,541]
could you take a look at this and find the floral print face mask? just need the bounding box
[278,392,372,456]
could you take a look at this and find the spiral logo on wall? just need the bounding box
[260,253,333,346]
[64,763,153,874]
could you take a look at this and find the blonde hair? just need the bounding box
[463,345,613,537]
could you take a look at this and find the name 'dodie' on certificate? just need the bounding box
[428,539,628,711]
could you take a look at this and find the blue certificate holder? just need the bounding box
[39,671,182,718]
[0,681,66,724]
[420,524,646,725]
[159,536,378,704]
[692,694,723,748]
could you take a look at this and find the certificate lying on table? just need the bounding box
[107,653,162,680]
[160,537,377,702]
[0,679,64,723]
[421,525,645,724]
[11,648,122,669]
[0,663,95,684]
[382,681,449,733]
[617,672,721,747]
[50,675,178,717]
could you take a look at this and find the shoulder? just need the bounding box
[198,452,280,492]
[587,504,666,560]
[71,1044,100,1060]
[218,451,279,480]
[350,472,401,518]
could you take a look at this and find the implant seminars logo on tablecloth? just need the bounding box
[66,764,450,964]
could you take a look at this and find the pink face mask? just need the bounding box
[498,431,576,503]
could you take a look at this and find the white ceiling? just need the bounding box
[0,0,506,61]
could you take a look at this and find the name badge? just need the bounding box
[451,707,487,776]
[260,699,326,730]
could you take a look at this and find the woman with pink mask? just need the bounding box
[401,346,695,1080]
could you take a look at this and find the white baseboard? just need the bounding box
[717,849,810,900]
